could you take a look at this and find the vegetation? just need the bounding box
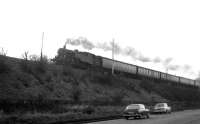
[0,56,11,74]
[0,49,200,123]
[140,80,200,102]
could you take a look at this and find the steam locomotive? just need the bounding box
[54,48,200,87]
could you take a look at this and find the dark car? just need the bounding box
[123,104,150,120]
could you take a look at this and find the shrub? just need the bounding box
[111,90,126,105]
[0,56,11,74]
[51,105,68,113]
[29,54,49,73]
[92,73,112,85]
[35,61,47,73]
[19,60,32,73]
[71,89,81,103]
[45,73,52,82]
[92,96,112,105]
[82,106,95,114]
[140,80,154,93]
[62,65,73,76]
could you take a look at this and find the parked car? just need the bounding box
[152,103,171,114]
[123,104,150,120]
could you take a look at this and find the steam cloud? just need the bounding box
[153,57,162,63]
[66,37,95,50]
[137,54,152,62]
[65,37,193,73]
[66,37,152,63]
[122,47,138,60]
[167,65,180,71]
[163,57,173,65]
[163,58,193,73]
[96,42,112,51]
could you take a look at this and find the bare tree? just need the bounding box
[22,51,29,61]
[0,47,7,56]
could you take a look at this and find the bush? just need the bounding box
[0,56,11,74]
[92,73,112,85]
[62,65,73,76]
[71,86,81,103]
[19,60,32,73]
[29,54,49,73]
[111,90,126,105]
[140,80,155,93]
[82,106,95,114]
[51,105,68,113]
[35,61,47,73]
[139,79,200,103]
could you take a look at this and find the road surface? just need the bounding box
[89,109,200,124]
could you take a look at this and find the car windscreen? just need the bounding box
[126,105,140,110]
[155,103,164,107]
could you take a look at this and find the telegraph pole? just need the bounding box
[112,39,115,75]
[166,67,168,79]
[40,32,44,61]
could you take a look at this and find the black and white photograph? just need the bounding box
[0,0,200,124]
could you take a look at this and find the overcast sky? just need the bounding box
[0,0,200,79]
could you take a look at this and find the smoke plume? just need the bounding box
[65,37,194,73]
[122,47,138,60]
[66,37,95,50]
[96,42,112,51]
[163,57,173,65]
[182,65,191,72]
[66,37,163,63]
[137,54,152,62]
[153,57,162,63]
[167,65,180,71]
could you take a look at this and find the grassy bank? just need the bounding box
[0,52,200,123]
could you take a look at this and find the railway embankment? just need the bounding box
[0,53,200,123]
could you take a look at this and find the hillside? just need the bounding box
[0,53,200,123]
[0,55,165,105]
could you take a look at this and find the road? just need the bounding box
[88,109,200,124]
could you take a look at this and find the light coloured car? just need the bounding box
[153,103,171,114]
[123,104,150,119]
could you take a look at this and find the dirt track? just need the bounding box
[88,109,200,124]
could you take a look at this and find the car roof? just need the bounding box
[155,103,167,106]
[155,103,167,105]
[127,104,145,107]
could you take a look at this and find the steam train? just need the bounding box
[55,48,200,87]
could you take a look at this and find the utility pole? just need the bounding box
[166,67,168,79]
[112,39,115,75]
[40,32,44,61]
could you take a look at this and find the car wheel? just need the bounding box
[146,114,150,119]
[140,115,144,119]
[125,117,129,120]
